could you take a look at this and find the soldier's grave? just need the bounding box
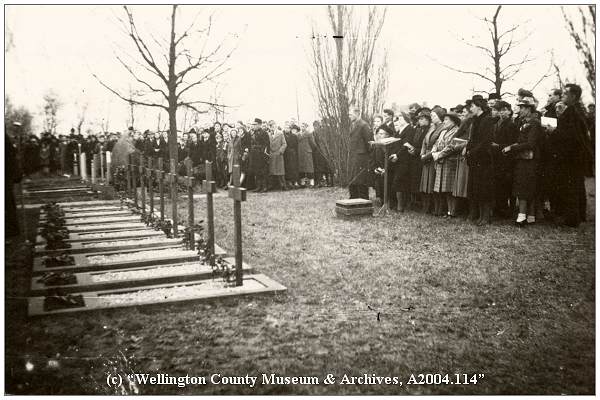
[28,160,286,316]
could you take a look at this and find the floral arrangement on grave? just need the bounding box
[40,203,70,249]
[154,219,173,238]
[44,293,84,311]
[142,213,157,227]
[42,252,75,268]
[37,271,77,286]
[182,221,203,250]
[192,224,237,287]
[113,166,128,192]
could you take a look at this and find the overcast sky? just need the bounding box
[5,4,591,134]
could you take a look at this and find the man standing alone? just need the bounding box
[348,107,373,199]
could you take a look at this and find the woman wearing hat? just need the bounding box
[297,124,317,188]
[502,96,544,226]
[370,123,394,206]
[466,98,496,225]
[431,112,461,217]
[284,124,300,188]
[452,101,474,206]
[419,107,445,214]
[404,112,430,208]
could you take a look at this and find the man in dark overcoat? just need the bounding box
[6,133,23,238]
[492,101,518,218]
[249,118,270,192]
[348,107,373,199]
[466,98,496,225]
[551,84,593,227]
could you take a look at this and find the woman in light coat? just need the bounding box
[431,113,461,217]
[269,126,288,190]
[297,124,317,187]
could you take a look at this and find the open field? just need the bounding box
[5,179,595,394]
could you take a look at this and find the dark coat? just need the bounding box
[188,141,203,166]
[390,124,415,192]
[348,118,373,186]
[6,134,22,237]
[466,110,496,202]
[283,131,299,181]
[493,117,518,177]
[511,117,543,199]
[249,128,270,176]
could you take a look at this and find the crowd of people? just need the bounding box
[14,83,594,229]
[351,83,594,228]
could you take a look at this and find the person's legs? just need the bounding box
[516,198,527,225]
[468,200,478,222]
[447,194,457,217]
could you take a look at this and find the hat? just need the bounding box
[432,107,446,121]
[188,128,196,134]
[442,112,461,127]
[494,100,511,111]
[254,118,263,124]
[452,104,465,113]
[383,108,394,117]
[517,97,537,109]
[465,99,473,107]
[290,124,300,131]
[517,88,534,99]
[376,123,394,137]
[416,107,431,117]
[408,102,421,111]
[471,94,486,102]
[488,93,501,101]
[417,113,432,122]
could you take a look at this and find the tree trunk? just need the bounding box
[167,5,178,164]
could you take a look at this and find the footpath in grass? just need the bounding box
[5,180,595,394]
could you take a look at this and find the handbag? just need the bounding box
[515,150,534,160]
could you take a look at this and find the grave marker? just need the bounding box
[184,158,195,250]
[139,154,146,216]
[228,165,247,286]
[202,160,217,257]
[147,157,154,216]
[168,159,179,237]
[157,157,165,221]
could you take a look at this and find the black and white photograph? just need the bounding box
[4,2,595,395]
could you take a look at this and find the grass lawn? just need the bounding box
[5,179,595,394]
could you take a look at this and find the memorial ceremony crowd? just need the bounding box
[14,83,595,228]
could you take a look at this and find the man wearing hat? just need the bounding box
[550,83,593,227]
[348,107,374,199]
[249,118,271,192]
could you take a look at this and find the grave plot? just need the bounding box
[28,162,286,317]
[35,227,165,246]
[32,245,226,275]
[35,236,184,256]
[43,214,140,226]
[39,209,133,221]
[28,274,286,316]
[30,257,253,296]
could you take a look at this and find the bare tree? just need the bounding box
[94,5,238,163]
[309,5,388,186]
[42,91,61,134]
[76,101,88,135]
[434,6,533,96]
[562,5,595,97]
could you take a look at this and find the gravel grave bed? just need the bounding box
[97,279,264,305]
[86,248,197,265]
[45,211,131,218]
[91,263,211,282]
[81,237,181,249]
[70,223,145,231]
[68,216,138,224]
[63,206,122,212]
[78,229,162,239]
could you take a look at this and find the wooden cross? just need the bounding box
[91,154,98,184]
[228,165,247,286]
[139,155,146,216]
[147,157,154,216]
[202,160,217,257]
[126,154,132,196]
[100,150,105,181]
[167,159,179,237]
[157,157,165,221]
[184,158,195,250]
[130,154,138,209]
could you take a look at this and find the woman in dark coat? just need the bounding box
[297,125,317,187]
[465,98,496,225]
[406,114,430,206]
[502,98,544,225]
[284,124,300,187]
[492,101,519,218]
[390,121,415,211]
